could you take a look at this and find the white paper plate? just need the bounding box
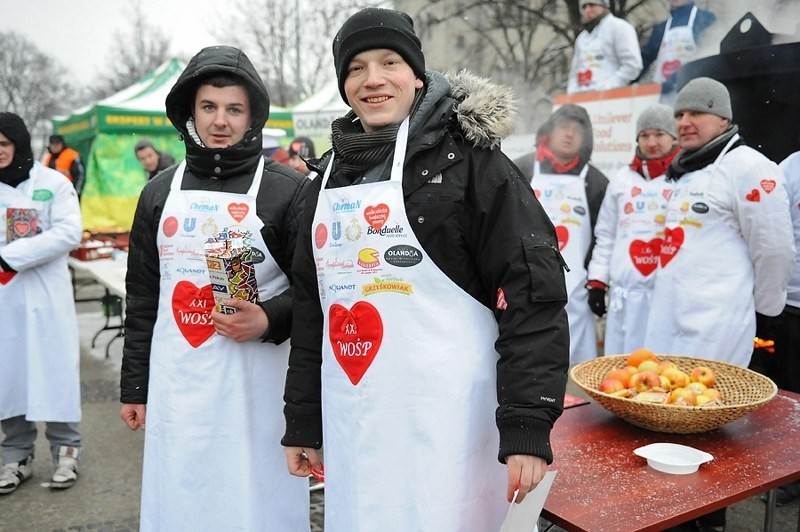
[633,443,713,474]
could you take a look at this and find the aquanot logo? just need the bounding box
[384,245,423,267]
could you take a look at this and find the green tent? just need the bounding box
[52,59,188,231]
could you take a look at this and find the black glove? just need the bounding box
[755,312,781,342]
[586,281,607,317]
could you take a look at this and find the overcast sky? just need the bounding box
[0,0,229,82]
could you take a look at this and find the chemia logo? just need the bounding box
[333,199,361,213]
[189,201,219,213]
[384,245,423,267]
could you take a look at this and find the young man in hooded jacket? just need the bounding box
[514,104,609,364]
[119,46,310,531]
[282,7,569,530]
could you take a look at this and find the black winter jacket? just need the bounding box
[120,46,308,404]
[283,71,570,464]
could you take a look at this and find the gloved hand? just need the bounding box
[586,280,607,317]
[755,312,781,342]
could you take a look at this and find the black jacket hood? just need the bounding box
[536,104,594,168]
[165,46,270,179]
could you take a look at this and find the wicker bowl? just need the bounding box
[570,355,777,433]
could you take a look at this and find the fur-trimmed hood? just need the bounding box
[445,70,517,150]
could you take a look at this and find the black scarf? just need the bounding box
[183,118,263,180]
[0,113,34,188]
[667,125,743,181]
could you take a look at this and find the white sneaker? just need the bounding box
[0,457,33,495]
[50,446,79,490]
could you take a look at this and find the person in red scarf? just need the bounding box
[587,103,679,354]
[514,104,609,364]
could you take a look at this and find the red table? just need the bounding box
[542,390,800,531]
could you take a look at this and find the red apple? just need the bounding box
[691,366,716,388]
[599,378,625,394]
[630,370,661,393]
[662,367,690,389]
[668,387,697,406]
[637,360,661,374]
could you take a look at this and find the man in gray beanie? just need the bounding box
[645,79,794,529]
[283,6,570,530]
[587,103,679,355]
[568,0,642,93]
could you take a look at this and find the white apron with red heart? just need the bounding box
[645,135,756,366]
[572,26,624,92]
[532,162,596,363]
[313,118,507,531]
[653,6,698,84]
[139,159,309,532]
[0,167,81,422]
[602,168,673,354]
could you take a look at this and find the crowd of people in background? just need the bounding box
[2,2,800,531]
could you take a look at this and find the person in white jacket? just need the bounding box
[0,112,84,495]
[567,0,643,94]
[587,104,680,354]
[645,78,794,531]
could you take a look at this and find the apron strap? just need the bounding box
[169,158,265,198]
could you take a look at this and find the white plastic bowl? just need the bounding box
[633,443,713,474]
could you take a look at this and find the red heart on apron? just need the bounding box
[746,189,760,202]
[661,60,682,80]
[659,227,684,267]
[631,186,642,197]
[0,271,17,285]
[329,301,383,385]
[364,204,389,231]
[228,202,249,222]
[663,189,673,201]
[171,281,215,348]
[578,70,592,86]
[629,238,662,276]
[13,221,32,237]
[555,225,569,251]
[760,179,776,194]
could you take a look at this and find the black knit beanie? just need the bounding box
[333,7,426,104]
[0,112,34,187]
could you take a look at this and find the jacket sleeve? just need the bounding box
[282,177,324,449]
[0,169,82,271]
[608,17,643,88]
[468,149,570,465]
[120,177,168,404]
[71,158,85,196]
[730,152,795,316]
[587,177,619,284]
[259,173,309,345]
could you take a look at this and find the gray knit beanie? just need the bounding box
[636,104,677,138]
[333,8,426,104]
[674,77,732,120]
[580,0,609,7]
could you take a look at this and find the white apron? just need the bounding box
[604,171,672,354]
[532,162,596,363]
[645,136,754,365]
[0,170,80,422]
[573,27,622,92]
[653,6,698,84]
[140,160,309,531]
[314,119,507,531]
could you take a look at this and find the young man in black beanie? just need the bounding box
[0,112,84,494]
[282,7,569,530]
